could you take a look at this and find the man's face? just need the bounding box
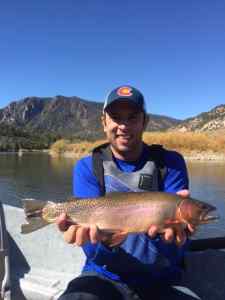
[102,101,148,159]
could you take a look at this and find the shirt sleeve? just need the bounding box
[73,155,102,198]
[163,150,189,193]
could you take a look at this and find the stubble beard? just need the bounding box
[110,136,143,161]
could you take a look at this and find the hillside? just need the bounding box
[170,105,225,132]
[0,96,103,139]
[0,96,181,150]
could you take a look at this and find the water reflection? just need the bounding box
[0,153,76,206]
[187,161,225,238]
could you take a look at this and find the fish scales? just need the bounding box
[54,192,179,231]
[21,191,218,235]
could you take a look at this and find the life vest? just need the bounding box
[92,142,167,195]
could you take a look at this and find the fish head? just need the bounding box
[178,198,218,226]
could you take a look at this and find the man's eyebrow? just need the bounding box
[109,110,117,114]
[107,111,119,116]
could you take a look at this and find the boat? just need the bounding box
[0,202,225,300]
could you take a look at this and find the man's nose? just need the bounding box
[118,120,130,129]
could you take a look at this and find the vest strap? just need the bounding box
[92,143,166,195]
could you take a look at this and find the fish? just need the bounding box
[21,191,218,243]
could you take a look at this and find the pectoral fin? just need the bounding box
[164,218,182,225]
[99,229,128,247]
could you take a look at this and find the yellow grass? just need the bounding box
[50,132,225,157]
[143,132,225,153]
[50,139,106,157]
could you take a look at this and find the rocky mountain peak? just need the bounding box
[170,104,225,132]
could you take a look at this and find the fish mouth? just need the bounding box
[200,206,219,224]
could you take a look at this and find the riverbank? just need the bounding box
[2,148,225,162]
[184,151,225,162]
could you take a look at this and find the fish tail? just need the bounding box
[21,199,49,234]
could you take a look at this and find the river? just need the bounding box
[0,152,224,239]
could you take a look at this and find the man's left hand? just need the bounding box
[147,189,196,246]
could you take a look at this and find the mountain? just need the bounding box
[146,114,181,131]
[1,96,224,151]
[170,105,225,132]
[0,96,103,140]
[0,96,181,142]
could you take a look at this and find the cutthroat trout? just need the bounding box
[21,192,217,238]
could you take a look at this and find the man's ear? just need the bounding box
[143,114,149,130]
[101,114,107,132]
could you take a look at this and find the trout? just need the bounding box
[21,192,218,242]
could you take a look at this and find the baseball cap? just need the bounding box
[103,85,146,113]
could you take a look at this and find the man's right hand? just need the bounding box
[56,213,102,246]
[56,213,127,247]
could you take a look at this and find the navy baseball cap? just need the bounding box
[103,85,146,113]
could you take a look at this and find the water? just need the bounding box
[0,152,225,238]
[0,152,76,205]
[187,161,225,239]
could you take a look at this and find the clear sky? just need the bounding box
[0,0,225,119]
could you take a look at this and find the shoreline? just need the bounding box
[49,149,225,162]
[183,151,225,162]
[1,149,225,162]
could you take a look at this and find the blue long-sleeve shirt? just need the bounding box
[72,147,189,286]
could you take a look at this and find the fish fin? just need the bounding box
[164,218,182,225]
[21,198,49,234]
[99,228,120,234]
[102,230,128,247]
[22,198,48,216]
[21,218,49,234]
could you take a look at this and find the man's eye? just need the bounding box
[129,115,138,121]
[110,114,139,122]
[111,115,120,121]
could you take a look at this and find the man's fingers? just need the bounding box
[162,228,174,243]
[175,227,187,246]
[75,226,90,246]
[56,213,70,232]
[187,223,196,234]
[149,224,189,246]
[63,225,79,244]
[176,189,190,198]
[59,221,102,246]
[89,224,100,244]
[148,225,158,238]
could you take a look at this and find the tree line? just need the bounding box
[0,124,61,151]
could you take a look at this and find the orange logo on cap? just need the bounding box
[117,87,133,97]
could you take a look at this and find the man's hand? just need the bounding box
[147,189,196,246]
[56,213,102,246]
[56,213,127,247]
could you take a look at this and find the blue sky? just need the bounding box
[0,0,225,119]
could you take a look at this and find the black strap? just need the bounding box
[92,143,166,195]
[92,143,110,195]
[147,144,165,168]
[147,144,167,187]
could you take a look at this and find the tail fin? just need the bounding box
[21,199,49,234]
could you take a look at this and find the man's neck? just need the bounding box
[110,143,144,162]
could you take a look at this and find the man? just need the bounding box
[57,85,195,300]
